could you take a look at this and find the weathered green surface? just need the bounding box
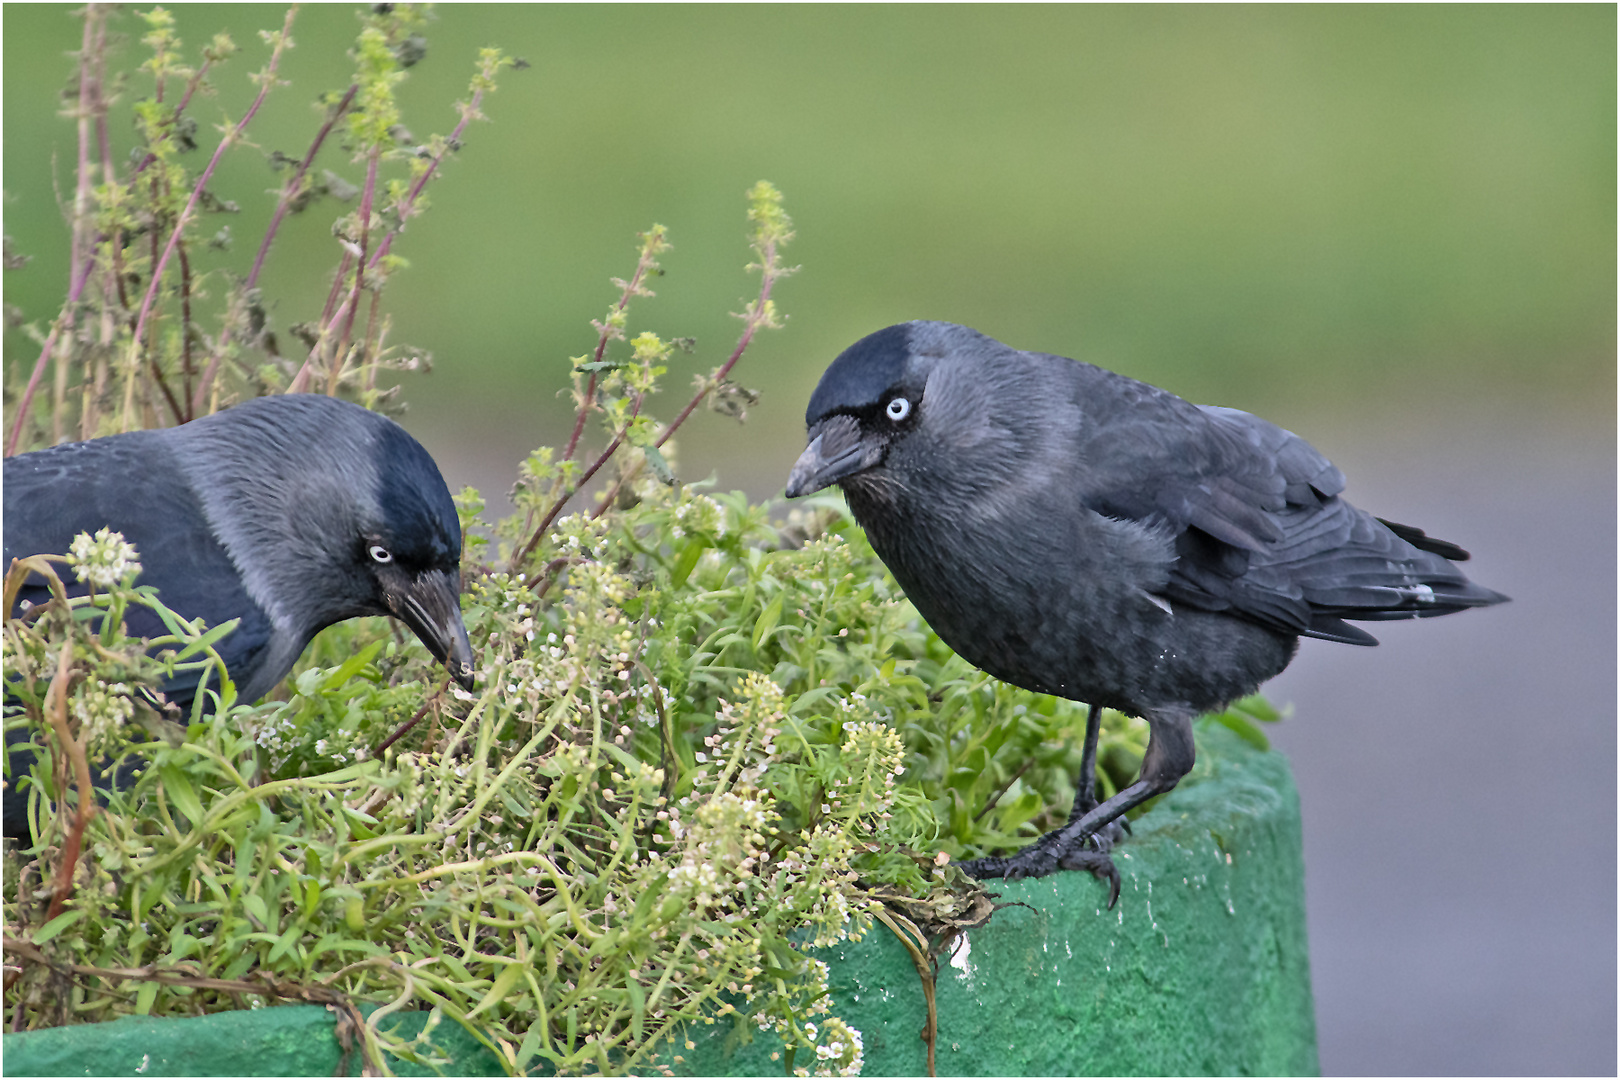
[0,1005,503,1077]
[672,726,1318,1076]
[2,727,1314,1077]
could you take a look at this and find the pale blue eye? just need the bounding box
[369,545,393,564]
[886,397,911,422]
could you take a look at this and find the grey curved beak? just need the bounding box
[786,414,867,498]
[388,567,476,690]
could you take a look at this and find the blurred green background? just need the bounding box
[4,4,1613,503]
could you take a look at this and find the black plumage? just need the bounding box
[787,320,1506,892]
[4,395,475,838]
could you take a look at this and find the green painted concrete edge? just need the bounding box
[3,726,1316,1077]
[669,724,1318,1077]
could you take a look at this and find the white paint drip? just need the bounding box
[950,932,974,979]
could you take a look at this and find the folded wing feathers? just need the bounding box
[1159,407,1503,642]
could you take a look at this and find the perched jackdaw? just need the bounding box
[787,321,1506,895]
[3,394,476,838]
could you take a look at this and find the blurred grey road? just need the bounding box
[1262,420,1615,1077]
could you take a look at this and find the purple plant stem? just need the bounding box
[173,242,195,421]
[130,57,219,181]
[312,77,497,348]
[513,392,646,569]
[583,236,783,517]
[131,7,298,409]
[5,8,104,457]
[6,261,96,457]
[248,84,358,291]
[655,236,780,450]
[509,241,665,566]
[562,243,663,462]
[287,251,353,395]
[329,148,380,396]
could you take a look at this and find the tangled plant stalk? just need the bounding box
[5,3,516,455]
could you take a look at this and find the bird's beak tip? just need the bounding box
[394,567,477,691]
[786,431,848,499]
[785,437,824,499]
[441,607,477,691]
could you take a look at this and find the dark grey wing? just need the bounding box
[1068,375,1503,644]
[4,433,274,710]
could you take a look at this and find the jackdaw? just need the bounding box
[786,321,1506,893]
[4,394,476,838]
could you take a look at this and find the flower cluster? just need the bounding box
[71,680,135,754]
[66,528,141,589]
[668,492,727,540]
[752,957,866,1077]
[665,788,774,910]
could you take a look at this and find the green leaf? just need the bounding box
[467,961,527,1019]
[1212,710,1270,750]
[165,617,241,661]
[669,539,706,590]
[241,892,271,930]
[1233,694,1282,723]
[322,639,385,690]
[159,764,205,826]
[752,591,785,651]
[32,909,87,944]
[642,444,676,486]
[627,978,646,1042]
[266,924,303,965]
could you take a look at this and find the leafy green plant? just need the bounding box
[4,6,1281,1076]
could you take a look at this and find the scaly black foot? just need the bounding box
[956,701,1131,905]
[958,823,1123,907]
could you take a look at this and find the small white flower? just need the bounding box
[67,528,141,588]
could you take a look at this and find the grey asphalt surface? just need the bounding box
[419,403,1615,1078]
[1261,419,1615,1076]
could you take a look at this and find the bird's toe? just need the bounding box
[1057,845,1122,907]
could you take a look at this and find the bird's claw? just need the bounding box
[959,826,1124,908]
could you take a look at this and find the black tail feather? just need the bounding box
[1378,518,1472,562]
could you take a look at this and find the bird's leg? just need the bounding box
[1050,703,1131,897]
[1067,702,1128,835]
[961,708,1196,905]
[1068,702,1104,822]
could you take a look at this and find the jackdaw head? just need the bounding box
[350,421,477,691]
[180,396,476,690]
[786,321,1021,506]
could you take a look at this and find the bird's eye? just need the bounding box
[368,544,393,564]
[885,397,912,422]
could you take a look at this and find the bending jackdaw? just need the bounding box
[787,320,1506,895]
[4,394,475,838]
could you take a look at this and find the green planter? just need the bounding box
[4,726,1316,1077]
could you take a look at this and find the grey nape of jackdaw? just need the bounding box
[787,320,1507,902]
[3,394,476,840]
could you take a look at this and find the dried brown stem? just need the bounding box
[4,6,110,457]
[3,934,368,1011]
[311,70,501,362]
[329,149,381,396]
[44,642,93,923]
